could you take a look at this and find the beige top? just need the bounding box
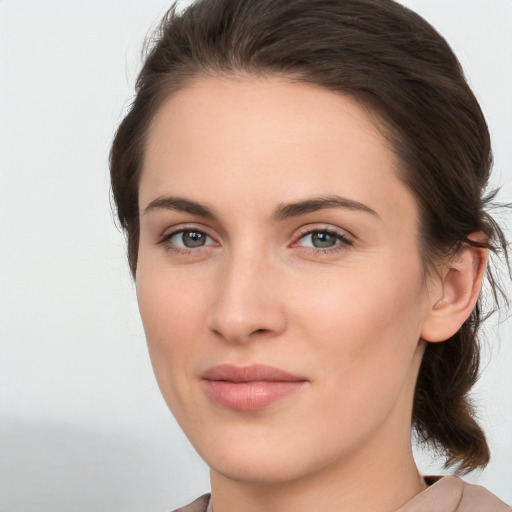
[172,476,511,512]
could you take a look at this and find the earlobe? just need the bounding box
[421,239,488,343]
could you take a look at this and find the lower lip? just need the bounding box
[201,380,306,411]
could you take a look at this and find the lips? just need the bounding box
[200,364,308,411]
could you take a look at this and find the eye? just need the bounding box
[172,230,210,248]
[159,228,217,251]
[295,229,352,251]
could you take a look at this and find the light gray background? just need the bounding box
[1,1,511,511]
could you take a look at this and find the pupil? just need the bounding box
[183,231,205,248]
[312,232,336,248]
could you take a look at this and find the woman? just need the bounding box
[109,0,511,510]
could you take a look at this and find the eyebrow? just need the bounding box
[143,194,378,220]
[272,195,379,221]
[144,196,217,218]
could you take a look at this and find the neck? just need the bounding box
[209,423,427,512]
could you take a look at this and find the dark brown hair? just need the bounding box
[110,0,510,473]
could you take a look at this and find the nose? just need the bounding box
[206,250,287,343]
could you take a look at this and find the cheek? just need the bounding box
[137,259,211,338]
[293,262,426,396]
[135,267,210,402]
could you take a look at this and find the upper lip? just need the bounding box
[200,364,307,383]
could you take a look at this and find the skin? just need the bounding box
[136,76,486,512]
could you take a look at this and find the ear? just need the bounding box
[421,236,488,343]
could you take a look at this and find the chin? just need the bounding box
[192,426,338,486]
[208,454,314,485]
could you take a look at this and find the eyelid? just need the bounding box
[157,223,220,249]
[292,224,354,241]
[290,224,354,252]
[155,222,353,254]
[159,222,216,238]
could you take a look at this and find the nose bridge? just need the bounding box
[207,241,286,342]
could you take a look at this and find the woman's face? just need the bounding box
[137,76,436,483]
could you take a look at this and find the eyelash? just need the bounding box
[293,227,353,255]
[157,225,217,255]
[157,225,353,256]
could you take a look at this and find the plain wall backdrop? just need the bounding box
[1,1,511,511]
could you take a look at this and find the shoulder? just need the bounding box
[171,493,211,512]
[399,476,511,512]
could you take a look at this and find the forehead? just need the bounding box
[140,75,417,225]
[144,75,390,173]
